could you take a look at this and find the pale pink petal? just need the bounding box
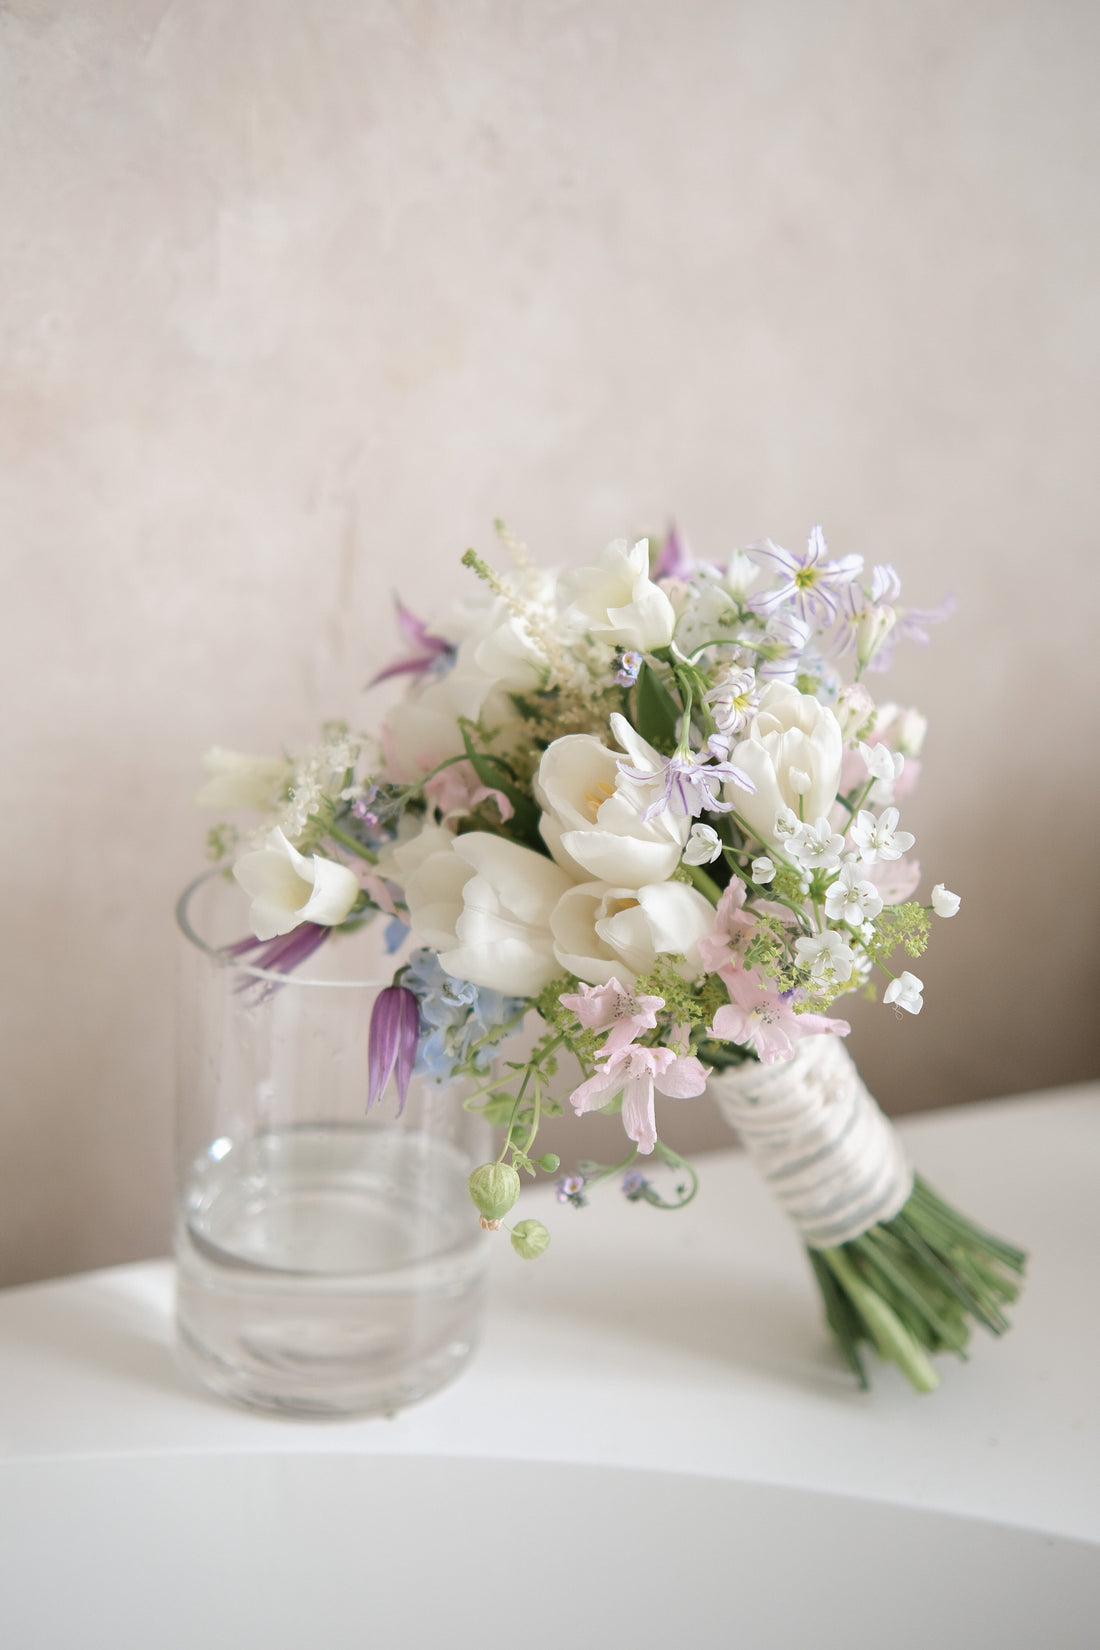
[568,1066,620,1116]
[653,1054,710,1099]
[620,1071,658,1154]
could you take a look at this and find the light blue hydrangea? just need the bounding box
[403,949,525,1082]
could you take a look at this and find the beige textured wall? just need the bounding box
[2,0,1098,1286]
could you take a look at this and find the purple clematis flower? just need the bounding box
[367,983,421,1111]
[226,924,331,997]
[748,525,864,625]
[652,524,693,580]
[368,597,455,688]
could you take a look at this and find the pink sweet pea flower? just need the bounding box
[569,1043,710,1154]
[709,965,850,1064]
[559,977,664,1056]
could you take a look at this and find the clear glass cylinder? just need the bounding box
[174,870,490,1418]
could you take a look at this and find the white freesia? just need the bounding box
[536,727,688,888]
[232,828,359,941]
[402,832,572,996]
[884,971,924,1014]
[931,883,961,918]
[560,538,675,651]
[550,880,716,987]
[195,747,292,812]
[728,683,843,847]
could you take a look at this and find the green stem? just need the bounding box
[327,823,379,864]
[684,862,722,904]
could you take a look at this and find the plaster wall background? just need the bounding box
[2,0,1098,1285]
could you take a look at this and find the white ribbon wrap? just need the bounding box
[709,1034,913,1248]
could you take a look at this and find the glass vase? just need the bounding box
[174,870,490,1418]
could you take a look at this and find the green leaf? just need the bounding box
[633,662,681,754]
[459,727,541,841]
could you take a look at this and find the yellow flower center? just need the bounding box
[583,779,616,821]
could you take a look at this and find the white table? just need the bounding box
[2,1085,1098,1647]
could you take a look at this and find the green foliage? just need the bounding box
[868,902,931,963]
[205,823,239,862]
[458,722,542,843]
[633,661,681,753]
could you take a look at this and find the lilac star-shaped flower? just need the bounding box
[748,525,864,626]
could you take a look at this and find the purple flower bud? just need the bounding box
[652,524,693,580]
[367,984,421,1112]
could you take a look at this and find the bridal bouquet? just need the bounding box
[200,523,1025,1391]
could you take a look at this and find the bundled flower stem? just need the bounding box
[810,1181,1027,1391]
[197,519,1024,1392]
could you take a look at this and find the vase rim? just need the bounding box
[176,867,394,990]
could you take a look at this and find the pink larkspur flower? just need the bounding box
[698,877,795,974]
[569,1043,710,1155]
[424,759,514,823]
[558,977,664,1056]
[709,966,850,1064]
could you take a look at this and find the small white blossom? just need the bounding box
[931,883,961,918]
[751,856,775,884]
[824,863,884,925]
[795,929,856,984]
[789,768,812,796]
[884,971,924,1014]
[859,742,905,785]
[850,806,916,863]
[682,823,723,866]
[774,807,802,843]
[791,816,846,871]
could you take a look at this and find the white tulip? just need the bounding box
[535,726,688,889]
[232,828,360,941]
[403,832,573,996]
[727,683,843,848]
[560,539,676,651]
[550,879,716,987]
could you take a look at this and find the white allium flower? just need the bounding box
[682,824,723,866]
[791,817,846,872]
[859,742,905,785]
[850,806,916,863]
[825,863,885,925]
[884,971,924,1014]
[931,883,961,918]
[794,929,856,984]
[751,856,775,884]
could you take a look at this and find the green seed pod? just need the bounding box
[538,1153,561,1173]
[510,1219,551,1260]
[467,1162,521,1221]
